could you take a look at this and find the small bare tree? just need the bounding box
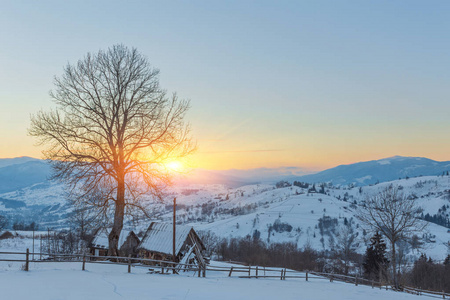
[29,45,195,255]
[331,224,358,274]
[357,185,426,288]
[68,198,108,244]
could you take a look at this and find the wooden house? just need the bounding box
[137,222,206,269]
[119,231,140,257]
[90,229,140,257]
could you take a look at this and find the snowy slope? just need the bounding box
[162,177,449,260]
[0,157,449,260]
[0,181,70,228]
[1,176,449,260]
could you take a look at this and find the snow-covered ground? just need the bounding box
[0,260,422,300]
[0,236,435,300]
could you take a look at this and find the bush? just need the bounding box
[271,219,293,233]
[0,231,14,240]
[275,181,291,188]
[403,254,450,293]
[216,236,318,271]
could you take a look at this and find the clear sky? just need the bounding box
[1,1,450,170]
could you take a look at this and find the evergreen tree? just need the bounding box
[444,254,450,266]
[363,232,389,280]
[319,184,326,194]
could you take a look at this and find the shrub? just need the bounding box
[0,231,14,240]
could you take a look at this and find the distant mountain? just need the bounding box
[0,156,40,168]
[181,156,450,187]
[2,156,449,190]
[0,159,52,193]
[294,156,450,186]
[176,167,315,187]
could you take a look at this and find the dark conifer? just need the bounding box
[363,232,389,280]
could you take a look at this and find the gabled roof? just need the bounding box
[92,229,133,249]
[138,222,197,256]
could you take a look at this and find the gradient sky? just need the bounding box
[1,1,450,170]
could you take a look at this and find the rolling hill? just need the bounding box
[0,156,449,261]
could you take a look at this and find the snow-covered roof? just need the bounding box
[92,229,132,249]
[138,222,194,256]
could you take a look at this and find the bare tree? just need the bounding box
[197,230,220,257]
[68,198,108,243]
[331,223,358,274]
[357,185,426,288]
[29,45,195,255]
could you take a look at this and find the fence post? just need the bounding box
[197,266,200,277]
[280,269,283,280]
[248,265,251,276]
[256,266,258,279]
[355,275,358,286]
[82,254,86,271]
[330,275,333,282]
[128,255,131,273]
[306,272,308,281]
[25,248,29,271]
[442,290,445,299]
[284,268,287,280]
[228,266,233,277]
[371,280,374,289]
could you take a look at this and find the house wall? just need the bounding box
[119,234,140,257]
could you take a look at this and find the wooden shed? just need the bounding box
[137,222,206,269]
[90,229,140,258]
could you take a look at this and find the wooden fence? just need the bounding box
[0,250,448,299]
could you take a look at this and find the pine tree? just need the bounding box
[444,254,450,266]
[363,232,389,280]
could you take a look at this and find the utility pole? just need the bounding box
[173,197,176,274]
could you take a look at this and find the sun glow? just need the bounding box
[165,161,184,172]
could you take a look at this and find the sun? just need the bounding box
[165,161,183,172]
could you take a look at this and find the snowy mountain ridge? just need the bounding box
[295,156,450,186]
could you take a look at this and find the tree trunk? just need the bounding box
[391,241,397,289]
[108,177,125,256]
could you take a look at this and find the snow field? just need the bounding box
[0,260,421,300]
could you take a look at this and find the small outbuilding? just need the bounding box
[90,229,140,258]
[137,222,207,269]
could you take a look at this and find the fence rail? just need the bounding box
[0,249,448,299]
